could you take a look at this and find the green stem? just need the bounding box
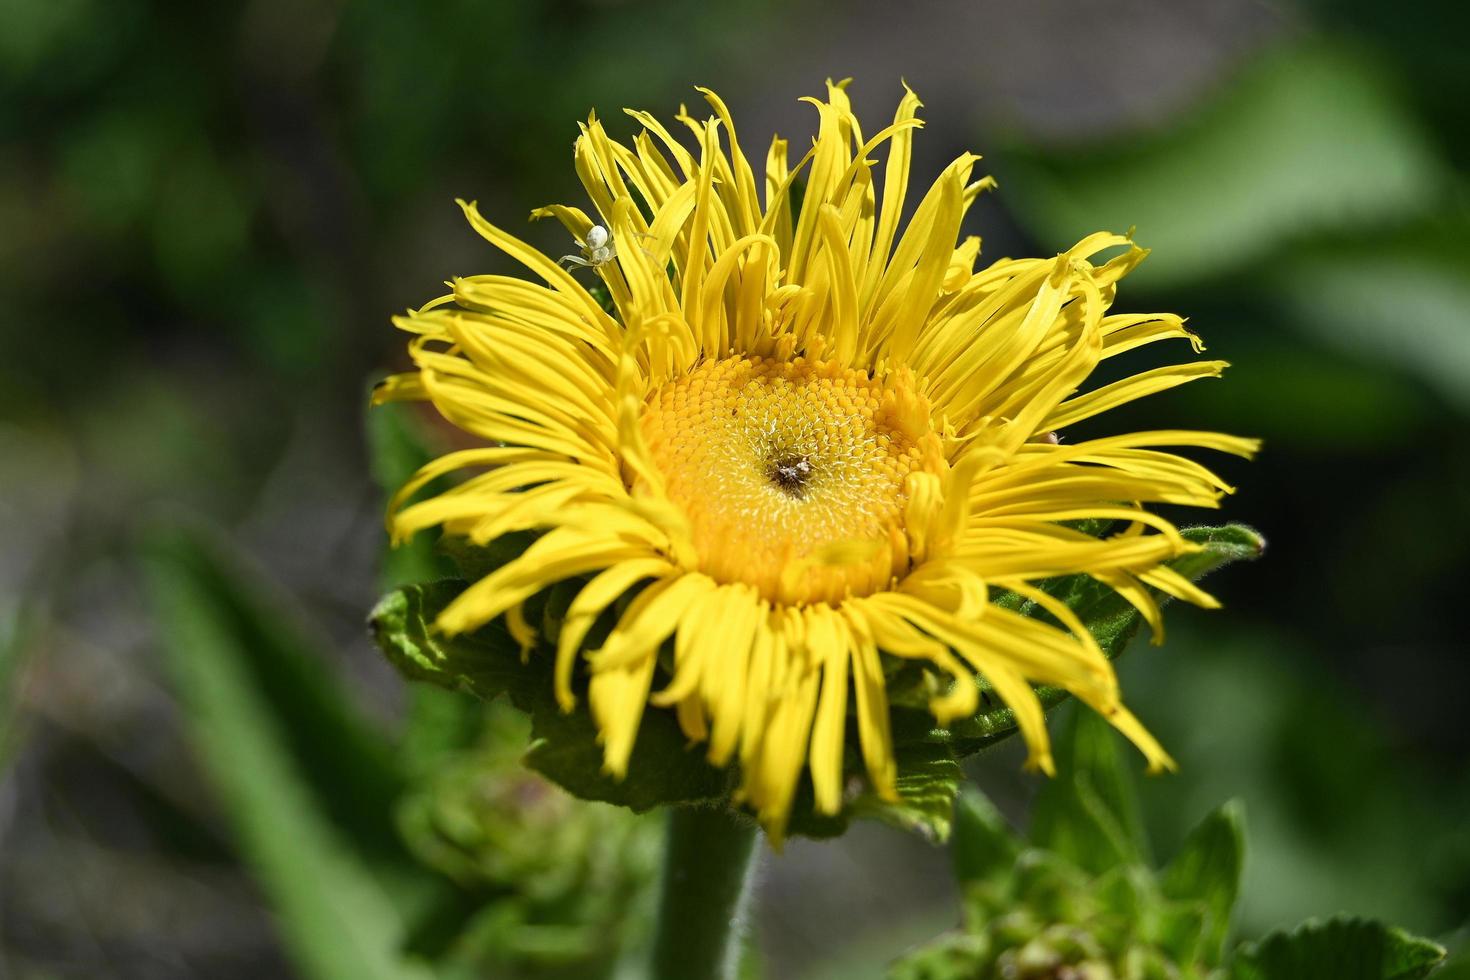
[650,805,761,980]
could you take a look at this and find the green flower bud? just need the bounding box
[396,707,660,976]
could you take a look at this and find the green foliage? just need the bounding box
[147,525,663,980]
[1229,917,1446,980]
[888,711,1445,980]
[951,791,1020,887]
[1162,801,1246,963]
[370,581,733,811]
[1028,710,1150,876]
[1119,628,1464,935]
[1000,41,1445,291]
[146,525,410,873]
[1267,236,1470,410]
[395,705,660,978]
[144,528,433,980]
[849,742,966,842]
[365,398,454,590]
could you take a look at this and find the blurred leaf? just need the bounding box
[148,526,407,858]
[1123,629,1452,936]
[1002,41,1445,289]
[1433,950,1470,980]
[370,581,731,813]
[240,269,331,377]
[145,529,432,980]
[1029,707,1142,875]
[1269,247,1470,412]
[438,531,539,583]
[1229,916,1445,980]
[950,789,1020,886]
[0,601,37,769]
[1161,799,1246,964]
[0,0,135,93]
[57,103,166,232]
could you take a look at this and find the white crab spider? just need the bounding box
[558,224,616,270]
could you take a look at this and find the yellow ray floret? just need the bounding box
[377,80,1258,839]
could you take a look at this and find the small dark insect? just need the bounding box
[770,456,813,496]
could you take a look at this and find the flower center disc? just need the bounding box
[640,355,944,605]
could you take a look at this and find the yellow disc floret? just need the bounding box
[640,355,945,605]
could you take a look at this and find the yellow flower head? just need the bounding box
[377,81,1258,837]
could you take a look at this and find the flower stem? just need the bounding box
[650,805,760,980]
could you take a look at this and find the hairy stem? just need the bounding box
[649,805,761,980]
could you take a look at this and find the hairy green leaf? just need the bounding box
[371,581,731,813]
[850,741,964,842]
[523,689,732,812]
[1230,916,1446,980]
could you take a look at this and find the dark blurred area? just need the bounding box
[2,1,1467,977]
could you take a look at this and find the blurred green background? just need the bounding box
[2,0,1467,977]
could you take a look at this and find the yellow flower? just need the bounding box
[376,81,1257,838]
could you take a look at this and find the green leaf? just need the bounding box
[1167,524,1269,583]
[370,581,732,813]
[1268,243,1470,413]
[849,741,964,843]
[1028,707,1141,875]
[144,530,432,980]
[365,397,453,590]
[1161,799,1246,966]
[1001,41,1445,290]
[370,581,543,702]
[1230,916,1446,980]
[950,789,1020,886]
[1062,705,1147,855]
[149,526,408,865]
